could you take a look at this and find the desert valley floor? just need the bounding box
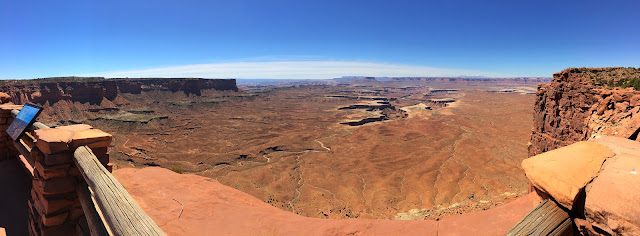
[38,79,537,220]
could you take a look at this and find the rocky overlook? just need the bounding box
[106,67,640,235]
[0,77,238,105]
[2,68,638,235]
[529,67,640,156]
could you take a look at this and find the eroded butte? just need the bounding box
[28,78,539,219]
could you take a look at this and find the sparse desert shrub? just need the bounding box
[169,166,184,174]
[574,67,640,90]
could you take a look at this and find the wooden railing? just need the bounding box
[74,146,164,235]
[506,200,572,235]
[10,109,165,236]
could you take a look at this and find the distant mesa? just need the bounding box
[338,102,393,111]
[430,89,458,93]
[338,101,396,126]
[340,116,389,126]
[388,77,552,83]
[487,88,536,95]
[427,98,455,104]
[0,77,238,105]
[332,76,551,85]
[426,98,456,108]
[326,95,389,101]
[489,89,517,93]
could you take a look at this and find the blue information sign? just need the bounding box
[7,103,43,141]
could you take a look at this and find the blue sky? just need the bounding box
[1,0,638,79]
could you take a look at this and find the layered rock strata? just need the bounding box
[526,67,640,235]
[529,67,640,156]
[0,77,238,105]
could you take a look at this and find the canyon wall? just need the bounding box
[0,77,238,105]
[529,67,640,156]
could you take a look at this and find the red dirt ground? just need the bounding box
[114,167,542,236]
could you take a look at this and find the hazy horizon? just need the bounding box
[0,74,556,81]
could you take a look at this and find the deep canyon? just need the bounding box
[4,76,547,220]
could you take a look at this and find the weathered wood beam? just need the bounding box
[73,146,165,236]
[506,199,573,236]
[76,183,109,236]
[13,138,35,174]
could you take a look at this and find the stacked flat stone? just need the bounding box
[26,124,112,236]
[0,104,21,161]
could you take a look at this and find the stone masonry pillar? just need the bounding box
[27,124,112,236]
[0,104,22,161]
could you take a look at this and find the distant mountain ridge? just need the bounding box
[332,76,552,83]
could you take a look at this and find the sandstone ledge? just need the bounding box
[585,153,640,235]
[522,141,614,209]
[114,167,540,236]
[523,136,640,235]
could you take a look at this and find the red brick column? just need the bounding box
[27,125,112,236]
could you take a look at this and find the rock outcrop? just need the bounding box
[0,77,238,105]
[523,137,640,235]
[529,67,640,156]
[521,141,613,209]
[526,67,640,235]
[584,152,640,235]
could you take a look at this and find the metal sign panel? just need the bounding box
[7,103,43,141]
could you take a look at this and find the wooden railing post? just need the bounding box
[76,183,109,236]
[74,146,165,236]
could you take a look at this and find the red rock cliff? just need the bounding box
[529,67,640,156]
[0,77,238,105]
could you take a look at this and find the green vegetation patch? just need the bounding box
[575,67,640,90]
[614,77,640,90]
[169,166,184,174]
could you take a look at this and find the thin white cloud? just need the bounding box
[86,61,504,79]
